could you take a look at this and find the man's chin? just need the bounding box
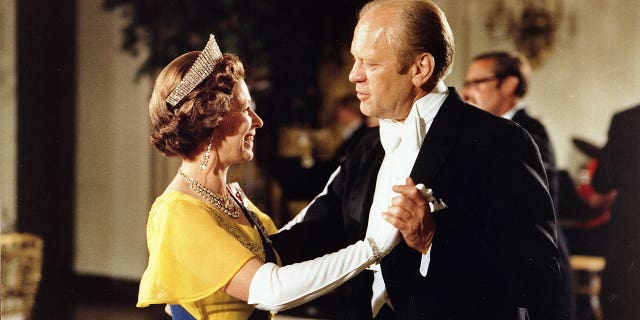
[359,102,376,117]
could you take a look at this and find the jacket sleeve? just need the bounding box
[270,166,350,264]
[271,128,381,264]
[592,112,622,193]
[483,128,562,318]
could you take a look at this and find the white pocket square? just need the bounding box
[416,184,448,212]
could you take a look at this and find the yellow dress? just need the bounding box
[137,191,279,319]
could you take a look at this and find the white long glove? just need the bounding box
[247,220,401,312]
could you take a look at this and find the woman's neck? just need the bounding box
[179,160,228,195]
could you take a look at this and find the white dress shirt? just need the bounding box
[280,82,449,317]
[500,101,526,120]
[367,81,448,316]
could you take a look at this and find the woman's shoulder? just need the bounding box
[149,191,212,220]
[153,190,202,208]
[146,192,235,244]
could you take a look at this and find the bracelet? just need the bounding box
[367,237,382,264]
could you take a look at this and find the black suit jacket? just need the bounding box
[512,109,558,204]
[592,105,640,318]
[510,108,574,320]
[593,105,640,212]
[273,89,561,319]
[330,121,369,167]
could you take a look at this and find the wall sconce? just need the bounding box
[485,0,576,68]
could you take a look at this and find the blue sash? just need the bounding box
[169,304,196,320]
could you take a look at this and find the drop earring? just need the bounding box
[200,138,212,170]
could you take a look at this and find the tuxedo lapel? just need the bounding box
[346,137,385,238]
[410,88,464,186]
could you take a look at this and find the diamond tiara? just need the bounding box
[166,34,223,107]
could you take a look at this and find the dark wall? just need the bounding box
[17,0,77,318]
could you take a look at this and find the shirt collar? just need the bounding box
[501,102,526,120]
[379,81,449,153]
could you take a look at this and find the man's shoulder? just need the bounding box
[457,104,538,156]
[440,86,517,133]
[350,125,380,147]
[339,125,382,165]
[511,109,551,146]
[612,104,640,126]
[460,102,525,139]
[513,108,547,131]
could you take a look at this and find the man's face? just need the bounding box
[348,12,416,121]
[462,59,506,115]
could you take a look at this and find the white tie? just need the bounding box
[379,113,422,155]
[369,113,423,316]
[367,83,447,316]
[379,120,402,153]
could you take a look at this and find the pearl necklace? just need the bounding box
[177,169,240,219]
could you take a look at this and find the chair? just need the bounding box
[570,255,606,320]
[1,232,44,320]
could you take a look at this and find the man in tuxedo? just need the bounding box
[592,104,640,319]
[462,51,575,320]
[273,1,561,319]
[462,52,557,198]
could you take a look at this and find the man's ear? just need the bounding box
[412,53,435,88]
[499,75,519,95]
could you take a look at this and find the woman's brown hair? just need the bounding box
[148,52,245,159]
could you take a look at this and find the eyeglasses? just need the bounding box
[463,76,501,89]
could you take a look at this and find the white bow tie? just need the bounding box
[379,114,422,154]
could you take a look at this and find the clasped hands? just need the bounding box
[382,177,436,254]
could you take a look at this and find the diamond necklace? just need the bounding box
[177,169,240,218]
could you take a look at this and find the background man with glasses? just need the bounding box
[462,51,576,320]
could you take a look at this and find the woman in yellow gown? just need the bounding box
[136,35,400,320]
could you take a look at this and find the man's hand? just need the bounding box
[383,177,435,253]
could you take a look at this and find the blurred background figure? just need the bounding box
[462,50,575,320]
[462,51,557,197]
[557,138,616,320]
[592,105,640,320]
[330,94,368,166]
[559,138,616,258]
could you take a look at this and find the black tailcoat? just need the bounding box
[273,89,561,319]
